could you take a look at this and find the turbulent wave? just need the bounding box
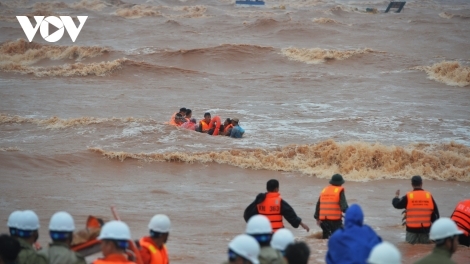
[413,61,470,87]
[439,12,470,19]
[89,140,470,182]
[312,17,341,24]
[33,0,108,11]
[0,114,150,129]
[281,47,377,64]
[160,44,275,58]
[0,39,110,65]
[115,5,161,18]
[115,4,207,18]
[0,147,21,152]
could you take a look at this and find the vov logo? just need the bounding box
[17,16,88,43]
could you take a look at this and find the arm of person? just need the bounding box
[392,189,407,209]
[431,197,440,222]
[243,193,265,222]
[280,199,303,228]
[340,190,349,213]
[314,197,320,220]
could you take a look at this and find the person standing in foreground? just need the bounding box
[39,211,86,264]
[244,179,310,233]
[413,217,463,264]
[313,174,349,239]
[15,210,48,264]
[139,214,170,264]
[450,199,470,246]
[392,175,439,244]
[270,229,294,257]
[93,221,136,264]
[0,234,21,264]
[326,204,382,264]
[283,242,310,264]
[367,241,402,264]
[245,215,284,264]
[223,234,260,264]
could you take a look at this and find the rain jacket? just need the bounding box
[326,204,382,264]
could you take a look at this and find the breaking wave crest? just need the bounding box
[439,12,470,19]
[0,114,151,129]
[33,0,108,11]
[89,140,470,182]
[312,17,344,24]
[115,4,207,18]
[413,61,470,87]
[115,5,161,18]
[0,39,110,65]
[281,47,377,64]
[0,147,21,152]
[160,44,275,57]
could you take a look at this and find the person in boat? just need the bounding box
[197,112,212,133]
[229,118,245,138]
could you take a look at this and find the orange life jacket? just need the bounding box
[208,116,221,136]
[199,120,210,131]
[451,199,470,236]
[139,237,169,264]
[93,254,136,264]
[257,192,284,231]
[319,185,343,221]
[168,113,180,127]
[224,124,233,134]
[405,190,434,229]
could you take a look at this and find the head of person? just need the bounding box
[175,113,184,125]
[227,234,260,264]
[266,179,279,193]
[345,204,364,228]
[7,210,21,237]
[411,175,422,189]
[204,112,211,123]
[284,241,310,264]
[329,174,345,186]
[246,215,273,246]
[190,118,196,124]
[185,109,192,118]
[367,241,402,264]
[97,220,131,257]
[224,118,232,126]
[179,108,187,115]
[232,118,239,126]
[48,211,75,245]
[16,210,40,244]
[429,217,463,255]
[270,228,294,255]
[0,234,21,264]
[148,214,171,247]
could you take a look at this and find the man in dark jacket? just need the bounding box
[314,174,349,239]
[392,175,439,244]
[244,179,310,232]
[325,204,382,264]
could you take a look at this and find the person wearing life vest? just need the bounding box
[450,199,470,246]
[39,211,86,264]
[413,218,463,264]
[392,175,440,244]
[15,210,48,264]
[223,118,233,136]
[244,179,310,233]
[245,215,284,264]
[197,112,211,133]
[314,174,349,239]
[138,214,170,264]
[93,220,136,264]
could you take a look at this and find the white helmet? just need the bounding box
[49,211,75,232]
[246,215,272,235]
[148,214,171,233]
[367,241,401,264]
[270,228,294,251]
[17,210,40,231]
[98,220,131,240]
[430,217,463,241]
[7,210,22,228]
[229,234,260,264]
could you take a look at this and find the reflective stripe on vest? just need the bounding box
[405,191,434,228]
[451,199,470,236]
[200,120,210,131]
[139,238,168,264]
[257,192,284,231]
[319,185,343,221]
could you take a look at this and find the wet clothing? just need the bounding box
[92,253,136,264]
[392,188,439,234]
[139,237,169,264]
[406,232,430,244]
[259,246,285,264]
[413,247,456,264]
[244,192,302,228]
[230,125,244,138]
[197,120,210,133]
[16,238,48,264]
[39,242,86,264]
[325,204,382,264]
[314,185,348,239]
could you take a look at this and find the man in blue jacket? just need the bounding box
[326,204,382,264]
